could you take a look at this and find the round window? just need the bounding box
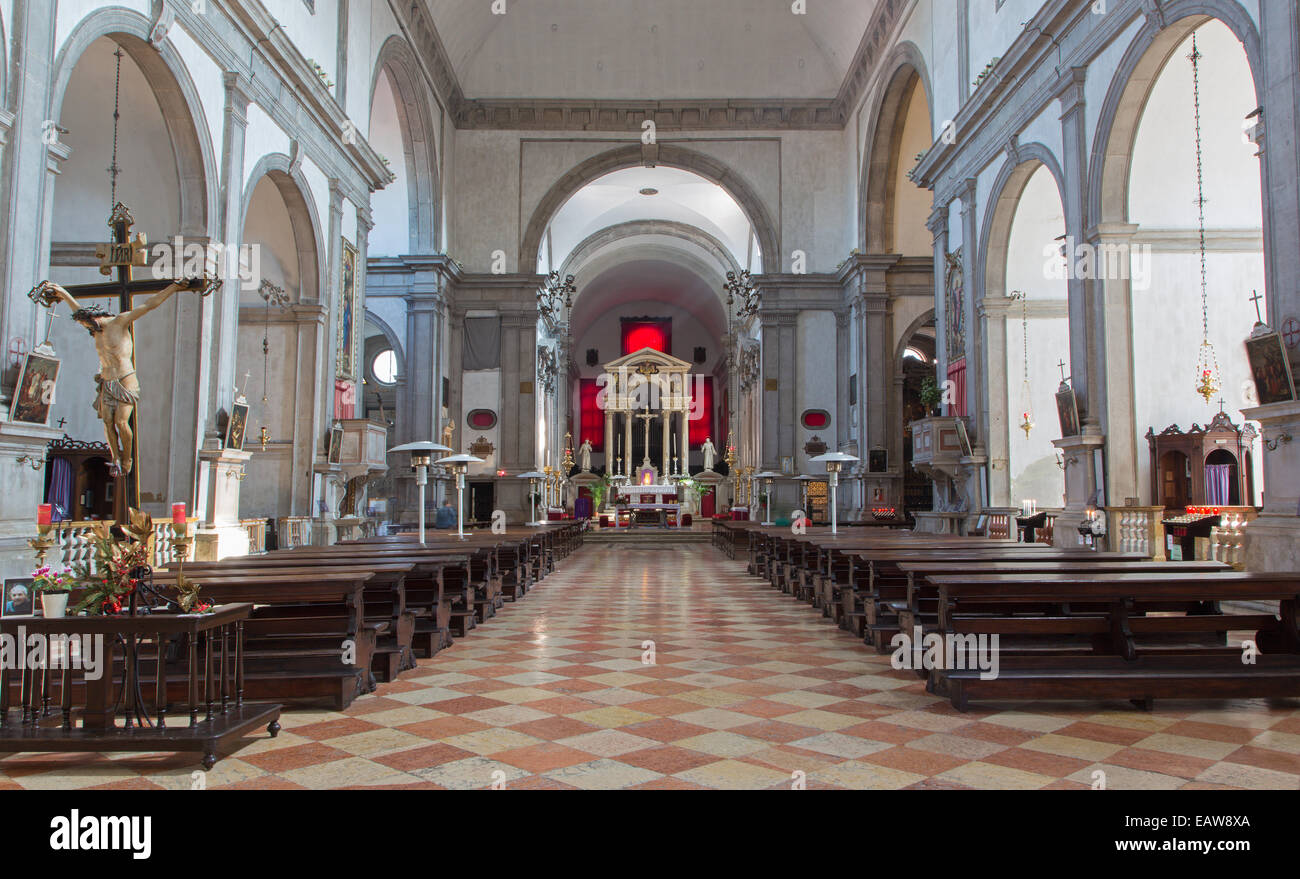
[371,349,398,385]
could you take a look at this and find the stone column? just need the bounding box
[0,0,58,372]
[927,206,951,391]
[679,404,688,474]
[1056,67,1103,432]
[980,296,1012,506]
[660,407,670,477]
[603,408,613,472]
[1092,222,1141,504]
[959,178,981,430]
[624,412,632,477]
[202,72,252,440]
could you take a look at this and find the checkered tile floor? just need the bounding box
[3,545,1298,789]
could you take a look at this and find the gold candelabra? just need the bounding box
[170,520,203,612]
[28,523,55,568]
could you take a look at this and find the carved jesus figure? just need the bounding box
[40,280,192,475]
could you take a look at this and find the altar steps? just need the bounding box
[584,529,711,546]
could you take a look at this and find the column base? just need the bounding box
[194,525,252,562]
[1244,513,1300,572]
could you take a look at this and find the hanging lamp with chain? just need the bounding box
[1189,33,1222,404]
[1013,291,1035,437]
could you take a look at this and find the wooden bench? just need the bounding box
[151,570,378,710]
[924,572,1300,710]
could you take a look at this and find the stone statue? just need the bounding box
[701,436,717,472]
[41,280,192,475]
[442,418,455,451]
[578,438,593,472]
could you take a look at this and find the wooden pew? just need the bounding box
[151,569,378,709]
[924,571,1300,710]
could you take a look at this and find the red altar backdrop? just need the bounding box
[946,358,967,417]
[689,376,714,446]
[621,317,671,356]
[579,378,604,450]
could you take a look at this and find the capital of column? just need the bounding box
[223,71,254,120]
[958,177,977,214]
[1054,66,1088,118]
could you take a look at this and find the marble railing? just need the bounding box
[1104,506,1166,560]
[1208,507,1257,570]
[45,518,198,574]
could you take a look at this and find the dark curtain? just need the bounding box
[47,457,73,521]
[462,317,501,370]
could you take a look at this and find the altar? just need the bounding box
[615,483,678,504]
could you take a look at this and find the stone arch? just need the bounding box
[894,308,937,363]
[559,220,742,282]
[520,144,780,274]
[239,154,326,303]
[860,41,933,253]
[977,144,1068,305]
[362,309,406,380]
[1087,0,1262,229]
[369,35,440,253]
[49,9,216,237]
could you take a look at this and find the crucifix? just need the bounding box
[634,411,658,468]
[29,204,216,519]
[1057,359,1068,383]
[1249,289,1265,324]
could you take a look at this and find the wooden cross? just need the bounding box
[31,203,216,516]
[1249,289,1264,323]
[1057,359,1068,382]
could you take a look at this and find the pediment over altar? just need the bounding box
[602,347,693,374]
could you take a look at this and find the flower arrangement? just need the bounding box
[70,521,150,616]
[32,566,73,595]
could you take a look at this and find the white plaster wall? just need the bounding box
[55,0,150,61]
[368,72,410,257]
[168,23,222,169]
[796,310,837,478]
[966,0,1039,90]
[780,130,854,269]
[450,129,523,271]
[1084,16,1143,161]
[242,104,292,192]
[262,0,339,87]
[892,84,933,257]
[461,369,500,476]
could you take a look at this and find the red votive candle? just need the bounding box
[172,502,187,525]
[37,504,51,525]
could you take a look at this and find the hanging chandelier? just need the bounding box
[1012,291,1034,437]
[1189,32,1221,405]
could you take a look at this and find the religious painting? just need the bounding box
[868,448,888,473]
[3,578,33,616]
[1056,383,1081,438]
[226,401,249,452]
[955,419,973,458]
[9,352,60,426]
[779,455,794,476]
[336,237,358,381]
[327,422,344,465]
[944,250,965,362]
[1244,330,1296,405]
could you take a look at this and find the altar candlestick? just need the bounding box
[37,504,51,525]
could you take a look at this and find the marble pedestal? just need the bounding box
[1051,429,1105,548]
[194,447,253,561]
[0,419,63,581]
[1242,399,1300,571]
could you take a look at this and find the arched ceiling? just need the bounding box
[569,259,728,343]
[423,0,880,100]
[543,166,755,272]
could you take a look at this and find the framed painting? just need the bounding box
[868,448,888,473]
[1244,330,1296,405]
[225,401,249,451]
[1055,383,1081,438]
[954,419,973,458]
[3,578,33,616]
[336,237,358,380]
[779,455,794,476]
[9,352,60,426]
[327,422,344,465]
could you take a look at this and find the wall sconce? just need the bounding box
[15,455,44,471]
[1264,432,1292,452]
